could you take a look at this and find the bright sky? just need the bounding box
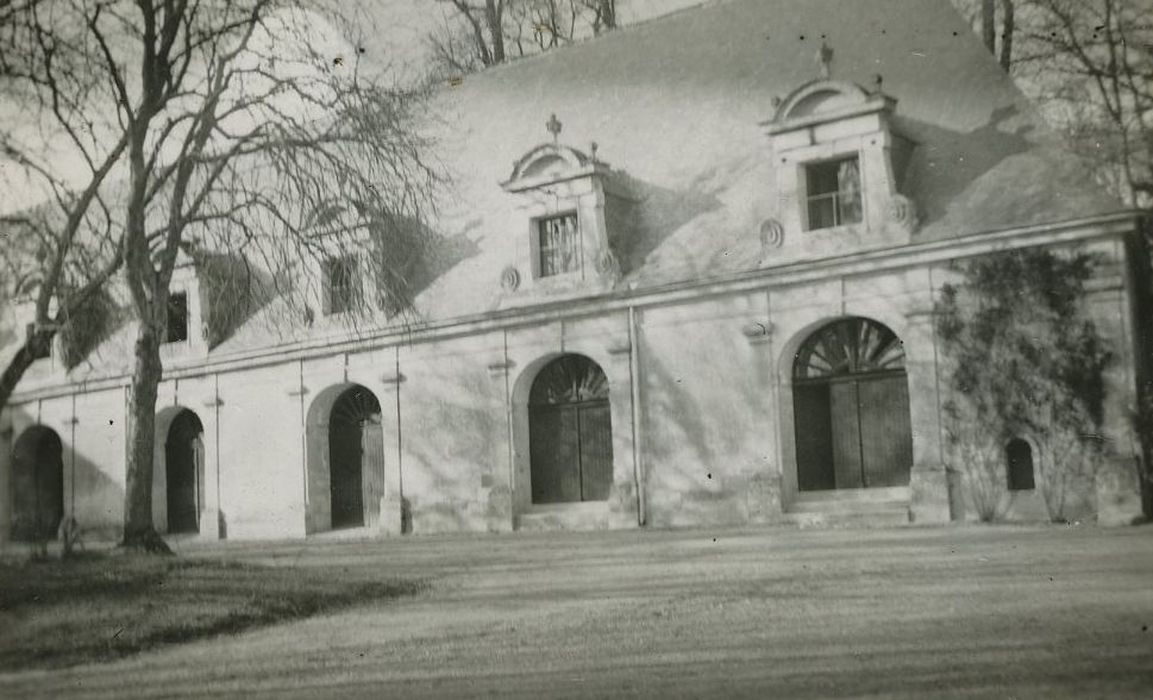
[0,0,706,215]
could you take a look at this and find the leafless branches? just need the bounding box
[427,0,617,78]
[1,0,443,549]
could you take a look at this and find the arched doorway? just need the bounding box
[793,317,913,491]
[10,426,64,541]
[165,410,203,534]
[1006,438,1036,491]
[328,385,383,529]
[529,354,613,504]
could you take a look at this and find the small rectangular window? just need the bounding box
[806,156,863,230]
[538,213,580,278]
[165,292,189,344]
[324,256,358,315]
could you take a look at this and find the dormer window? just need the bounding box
[323,255,357,316]
[165,292,189,344]
[538,213,580,277]
[501,116,629,296]
[806,157,862,230]
[761,64,919,252]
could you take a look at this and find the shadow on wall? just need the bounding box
[7,412,127,544]
[399,367,503,534]
[189,248,279,351]
[640,349,762,525]
[374,213,482,315]
[613,174,723,276]
[897,105,1036,230]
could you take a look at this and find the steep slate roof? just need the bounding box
[407,0,1120,319]
[1,0,1126,380]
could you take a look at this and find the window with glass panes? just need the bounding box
[165,292,189,343]
[538,213,580,277]
[806,157,863,230]
[324,256,357,315]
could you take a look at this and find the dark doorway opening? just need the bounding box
[793,317,913,491]
[1006,438,1036,491]
[529,355,613,504]
[10,426,64,541]
[165,410,203,534]
[329,385,382,529]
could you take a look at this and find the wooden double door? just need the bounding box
[165,410,204,534]
[528,354,614,505]
[792,317,914,493]
[329,386,385,529]
[795,373,913,491]
[529,400,613,504]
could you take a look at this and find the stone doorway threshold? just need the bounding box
[515,501,610,532]
[784,486,911,527]
[309,525,380,541]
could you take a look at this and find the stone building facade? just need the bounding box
[1,0,1149,543]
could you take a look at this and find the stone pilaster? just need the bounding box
[904,309,952,523]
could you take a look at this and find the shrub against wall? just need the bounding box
[935,248,1112,522]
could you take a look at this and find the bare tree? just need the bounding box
[2,0,441,552]
[432,0,506,70]
[953,0,1016,70]
[580,0,616,35]
[1012,0,1153,208]
[0,0,128,413]
[428,0,619,77]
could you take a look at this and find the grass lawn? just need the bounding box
[0,551,424,671]
[1,525,1150,698]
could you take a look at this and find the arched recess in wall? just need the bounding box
[791,317,913,492]
[305,383,385,533]
[527,354,613,505]
[162,409,204,535]
[10,425,64,542]
[1006,437,1037,492]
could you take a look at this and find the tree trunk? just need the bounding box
[485,0,505,64]
[982,0,997,54]
[0,330,53,415]
[999,0,1014,71]
[598,0,616,32]
[121,323,172,554]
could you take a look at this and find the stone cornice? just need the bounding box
[8,211,1144,405]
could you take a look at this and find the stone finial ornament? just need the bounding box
[546,113,563,143]
[500,266,521,291]
[817,41,834,79]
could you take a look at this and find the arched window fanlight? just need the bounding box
[530,355,609,405]
[794,317,905,381]
[331,386,382,427]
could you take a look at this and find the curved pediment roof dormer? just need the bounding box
[764,78,896,136]
[497,114,628,300]
[501,141,610,194]
[758,44,919,257]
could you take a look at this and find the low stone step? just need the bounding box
[516,504,609,532]
[782,508,911,528]
[793,486,911,504]
[788,498,912,516]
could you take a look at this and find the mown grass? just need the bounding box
[0,552,425,671]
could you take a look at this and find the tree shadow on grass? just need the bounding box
[0,554,427,671]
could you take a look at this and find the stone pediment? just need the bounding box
[501,143,610,193]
